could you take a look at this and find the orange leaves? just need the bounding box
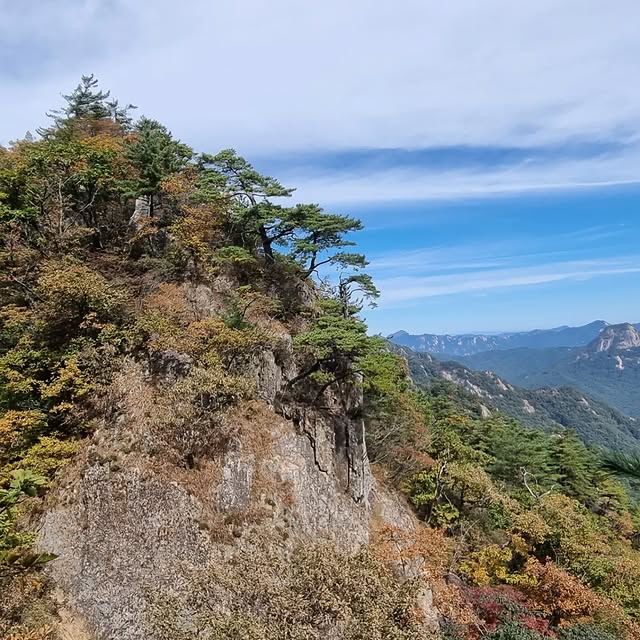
[520,559,621,626]
[0,410,46,452]
[371,521,453,584]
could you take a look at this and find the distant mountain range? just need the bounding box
[397,343,640,450]
[388,320,638,357]
[455,323,640,417]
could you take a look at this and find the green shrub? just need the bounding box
[486,622,545,640]
[558,624,619,640]
[0,470,53,577]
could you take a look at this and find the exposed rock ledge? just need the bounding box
[38,350,438,639]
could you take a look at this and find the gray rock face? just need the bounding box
[217,440,254,512]
[38,348,437,639]
[147,349,193,382]
[40,466,211,640]
[589,323,640,352]
[129,195,164,228]
[129,196,151,228]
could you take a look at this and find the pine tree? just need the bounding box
[199,149,293,261]
[601,449,640,480]
[39,74,136,137]
[126,117,192,215]
[200,150,367,271]
[290,205,365,276]
[548,431,600,501]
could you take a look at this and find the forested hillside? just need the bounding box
[2,78,640,640]
[400,348,640,450]
[455,328,640,418]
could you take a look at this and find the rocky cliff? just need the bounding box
[588,322,640,352]
[37,307,438,639]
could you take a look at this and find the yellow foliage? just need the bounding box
[460,544,512,586]
[0,305,32,338]
[162,170,228,268]
[0,410,46,452]
[512,510,552,547]
[136,311,270,371]
[184,317,269,367]
[5,628,54,640]
[36,260,128,333]
[17,436,80,479]
[39,358,91,411]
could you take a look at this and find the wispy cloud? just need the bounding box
[367,226,640,308]
[367,226,628,275]
[2,2,640,202]
[374,257,640,306]
[283,146,640,203]
[3,2,639,334]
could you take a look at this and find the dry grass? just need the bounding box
[0,574,57,640]
[147,537,435,640]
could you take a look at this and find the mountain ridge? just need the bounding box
[452,322,640,417]
[389,320,640,357]
[396,345,640,450]
[588,322,640,352]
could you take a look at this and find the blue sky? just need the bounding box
[2,1,640,335]
[354,188,640,334]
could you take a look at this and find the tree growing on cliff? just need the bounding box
[289,205,366,276]
[200,150,365,271]
[125,117,192,215]
[198,149,293,261]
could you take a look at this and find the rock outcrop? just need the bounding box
[589,323,640,352]
[38,342,437,639]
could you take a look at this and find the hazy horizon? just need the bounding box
[383,318,640,337]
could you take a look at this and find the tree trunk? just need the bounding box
[259,225,274,263]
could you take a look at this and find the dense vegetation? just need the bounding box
[375,376,640,638]
[1,77,640,639]
[402,349,640,450]
[456,346,640,419]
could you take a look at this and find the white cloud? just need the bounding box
[2,0,640,160]
[283,146,640,203]
[373,257,640,306]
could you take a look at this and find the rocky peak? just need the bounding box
[588,323,640,352]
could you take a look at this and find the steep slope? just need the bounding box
[399,347,640,449]
[456,323,640,417]
[388,320,609,356]
[589,322,640,352]
[40,331,436,640]
[0,79,440,640]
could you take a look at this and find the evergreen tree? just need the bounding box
[548,432,600,501]
[199,149,293,261]
[200,150,366,270]
[290,205,366,276]
[126,117,192,215]
[337,273,380,317]
[478,417,556,496]
[601,449,640,480]
[39,74,135,137]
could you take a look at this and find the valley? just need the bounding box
[391,322,640,420]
